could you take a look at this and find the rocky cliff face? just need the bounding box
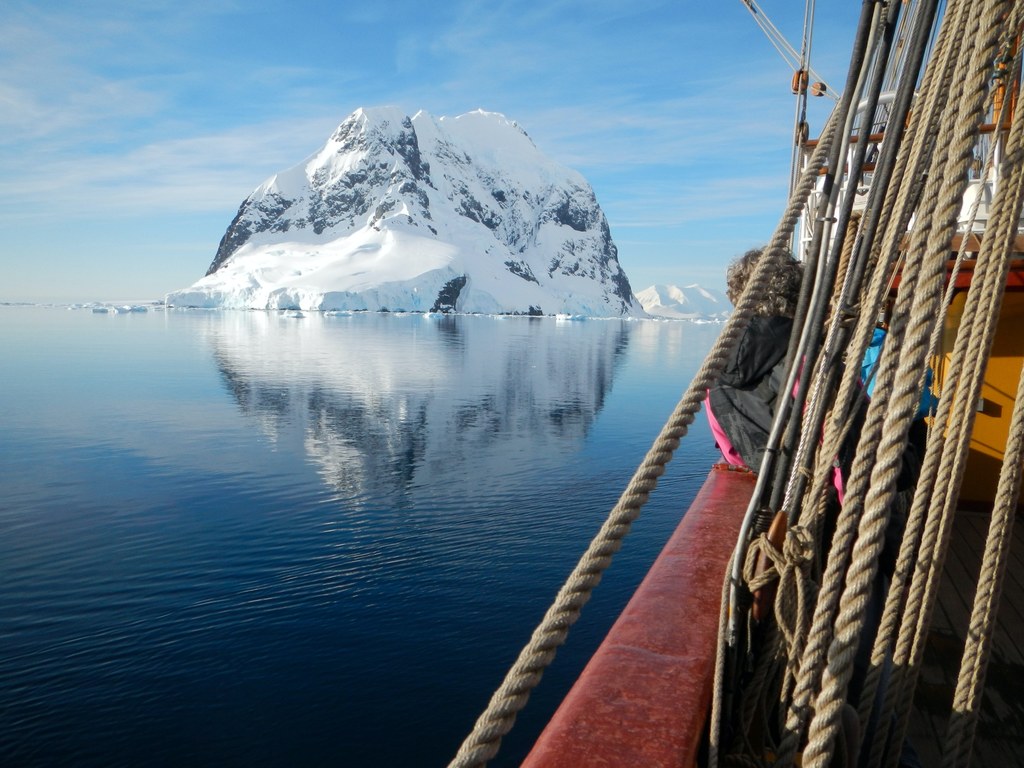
[167,107,644,317]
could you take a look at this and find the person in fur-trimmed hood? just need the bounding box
[706,247,803,472]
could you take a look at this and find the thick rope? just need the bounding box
[707,108,840,768]
[940,35,1024,764]
[708,5,1024,768]
[770,0,890,521]
[884,102,1023,768]
[771,527,816,668]
[780,211,862,517]
[452,4,1024,766]
[855,22,1024,756]
[879,233,1002,767]
[774,2,1005,763]
[720,10,913,765]
[737,196,856,733]
[448,100,841,767]
[863,19,1024,768]
[800,4,1010,764]
[886,178,1016,765]
[724,208,860,755]
[794,0,952,564]
[876,191,994,767]
[944,339,1024,766]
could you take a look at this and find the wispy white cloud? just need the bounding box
[0,0,856,300]
[523,90,796,170]
[0,114,342,220]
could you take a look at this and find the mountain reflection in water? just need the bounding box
[208,313,629,505]
[0,306,719,768]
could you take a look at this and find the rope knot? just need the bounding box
[744,533,783,594]
[782,524,815,566]
[775,524,818,666]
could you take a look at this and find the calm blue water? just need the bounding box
[0,305,720,767]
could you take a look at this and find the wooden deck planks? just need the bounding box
[907,509,1024,767]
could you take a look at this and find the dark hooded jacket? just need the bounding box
[707,315,793,471]
[708,314,914,579]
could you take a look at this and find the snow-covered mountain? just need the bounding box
[635,284,730,320]
[166,107,643,317]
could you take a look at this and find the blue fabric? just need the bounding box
[861,328,936,418]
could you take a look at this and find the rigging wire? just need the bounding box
[790,0,818,195]
[739,0,837,100]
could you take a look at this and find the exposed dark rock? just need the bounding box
[208,202,252,275]
[432,275,468,313]
[504,260,539,283]
[394,117,429,182]
[454,184,501,231]
[207,191,295,274]
[610,268,634,305]
[309,184,372,234]
[194,109,642,316]
[401,181,432,218]
[546,187,597,232]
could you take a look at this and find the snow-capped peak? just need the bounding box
[636,284,730,320]
[166,108,643,317]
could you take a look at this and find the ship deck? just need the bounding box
[520,469,1024,767]
[908,508,1024,766]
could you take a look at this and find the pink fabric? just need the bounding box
[832,463,845,504]
[705,391,749,469]
[706,389,846,502]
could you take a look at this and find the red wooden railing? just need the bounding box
[522,464,754,768]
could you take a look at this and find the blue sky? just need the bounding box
[1,0,859,302]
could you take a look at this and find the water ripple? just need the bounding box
[0,307,720,767]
